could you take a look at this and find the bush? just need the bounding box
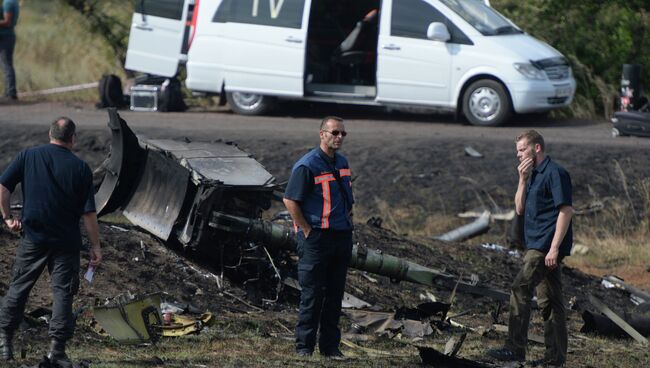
[493,0,650,119]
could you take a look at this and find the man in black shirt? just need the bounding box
[0,117,102,367]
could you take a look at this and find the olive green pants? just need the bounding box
[506,249,567,365]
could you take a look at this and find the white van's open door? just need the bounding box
[125,0,193,77]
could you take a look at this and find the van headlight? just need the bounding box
[514,63,546,80]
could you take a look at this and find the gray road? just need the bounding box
[1,101,649,149]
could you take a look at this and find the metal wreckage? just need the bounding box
[95,109,509,305]
[91,109,650,355]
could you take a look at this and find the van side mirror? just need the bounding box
[427,22,451,42]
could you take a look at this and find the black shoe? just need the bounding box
[321,349,347,360]
[47,352,73,368]
[48,339,73,368]
[486,347,525,362]
[296,349,313,358]
[0,330,14,361]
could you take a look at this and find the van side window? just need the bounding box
[136,0,185,20]
[214,0,305,29]
[391,0,472,45]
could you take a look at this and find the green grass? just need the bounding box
[44,312,646,368]
[1,1,127,101]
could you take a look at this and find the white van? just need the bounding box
[125,0,576,126]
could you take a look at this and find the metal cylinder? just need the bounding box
[350,244,411,281]
[581,309,650,337]
[210,212,297,251]
[620,64,642,111]
[436,211,490,242]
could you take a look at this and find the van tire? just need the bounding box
[226,92,275,115]
[462,79,511,126]
[97,74,125,108]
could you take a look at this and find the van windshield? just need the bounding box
[439,0,523,36]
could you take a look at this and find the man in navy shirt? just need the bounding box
[488,130,573,367]
[284,116,354,359]
[0,0,19,100]
[0,117,102,367]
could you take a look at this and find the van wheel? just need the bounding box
[226,92,274,115]
[462,80,511,126]
[611,127,628,138]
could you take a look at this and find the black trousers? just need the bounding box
[0,33,17,98]
[295,229,352,354]
[0,239,80,340]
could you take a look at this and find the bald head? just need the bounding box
[49,117,76,145]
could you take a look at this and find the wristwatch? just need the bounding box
[2,214,13,221]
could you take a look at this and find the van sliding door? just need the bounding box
[214,0,311,97]
[125,0,191,77]
[376,0,452,105]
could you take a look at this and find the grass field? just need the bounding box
[55,312,648,367]
[0,1,127,101]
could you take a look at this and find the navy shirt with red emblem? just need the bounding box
[285,148,353,232]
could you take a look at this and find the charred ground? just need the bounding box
[0,112,649,367]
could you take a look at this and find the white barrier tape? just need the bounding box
[18,82,99,97]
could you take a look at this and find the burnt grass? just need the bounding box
[0,123,649,367]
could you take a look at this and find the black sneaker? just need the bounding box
[487,347,525,362]
[48,352,74,368]
[296,349,313,358]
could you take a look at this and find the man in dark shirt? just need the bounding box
[488,130,573,367]
[0,117,102,367]
[0,0,19,100]
[283,116,354,359]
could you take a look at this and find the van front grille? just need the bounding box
[544,65,570,81]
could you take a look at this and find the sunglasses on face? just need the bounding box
[322,130,347,137]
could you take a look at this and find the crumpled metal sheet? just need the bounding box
[159,313,214,337]
[343,309,434,338]
[144,139,274,186]
[92,293,162,344]
[95,109,144,216]
[342,292,372,309]
[418,345,488,367]
[123,150,189,240]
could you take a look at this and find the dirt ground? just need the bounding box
[0,105,649,367]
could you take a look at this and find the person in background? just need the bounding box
[0,0,19,101]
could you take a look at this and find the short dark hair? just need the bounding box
[320,116,344,130]
[516,129,545,151]
[49,117,76,143]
